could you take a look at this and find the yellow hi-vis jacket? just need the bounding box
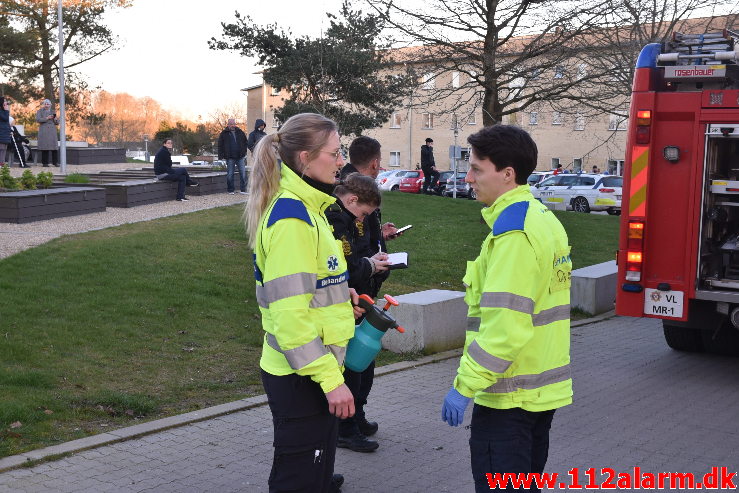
[255,165,355,394]
[454,185,573,412]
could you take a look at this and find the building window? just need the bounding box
[552,111,562,125]
[531,68,541,80]
[529,111,538,125]
[575,113,585,131]
[554,66,564,78]
[272,118,280,128]
[270,86,280,96]
[551,157,560,169]
[422,113,434,129]
[577,63,587,80]
[390,151,401,167]
[422,72,435,90]
[390,112,401,128]
[468,112,477,125]
[452,71,460,88]
[573,158,583,173]
[608,109,628,131]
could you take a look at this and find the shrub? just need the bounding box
[0,164,19,190]
[20,169,37,190]
[36,171,54,189]
[64,173,91,184]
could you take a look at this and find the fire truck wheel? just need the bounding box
[572,197,591,213]
[700,322,739,356]
[663,322,703,352]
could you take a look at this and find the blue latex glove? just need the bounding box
[441,388,471,427]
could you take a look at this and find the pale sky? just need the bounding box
[83,0,346,121]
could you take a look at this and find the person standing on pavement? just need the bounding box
[154,138,199,202]
[247,118,268,155]
[331,135,399,453]
[35,99,60,167]
[441,125,573,493]
[421,137,439,194]
[246,112,363,493]
[217,118,249,195]
[0,97,11,164]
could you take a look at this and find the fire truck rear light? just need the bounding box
[599,188,615,193]
[625,271,642,282]
[636,110,651,125]
[635,126,651,144]
[628,222,644,239]
[627,251,643,263]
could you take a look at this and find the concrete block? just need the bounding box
[381,289,467,354]
[571,260,617,316]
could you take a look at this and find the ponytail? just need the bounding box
[245,133,281,249]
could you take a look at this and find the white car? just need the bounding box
[527,171,553,186]
[532,173,622,214]
[377,169,411,191]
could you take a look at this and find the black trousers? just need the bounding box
[159,168,194,200]
[422,168,440,192]
[40,149,58,166]
[261,370,338,493]
[338,360,375,436]
[469,405,556,493]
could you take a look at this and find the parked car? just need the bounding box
[377,169,411,191]
[433,170,456,195]
[443,172,476,199]
[532,173,622,214]
[527,171,553,186]
[399,170,425,193]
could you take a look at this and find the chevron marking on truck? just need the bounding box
[629,146,649,216]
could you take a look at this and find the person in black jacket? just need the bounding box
[0,97,11,164]
[247,118,267,154]
[421,137,440,194]
[10,124,30,168]
[153,138,198,201]
[326,172,390,454]
[217,118,248,194]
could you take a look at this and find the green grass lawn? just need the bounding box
[0,192,619,456]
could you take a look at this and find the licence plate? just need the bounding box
[644,288,683,318]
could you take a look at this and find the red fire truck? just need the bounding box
[616,30,739,352]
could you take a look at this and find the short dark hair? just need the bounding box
[348,136,381,168]
[425,138,433,143]
[335,172,381,207]
[467,125,537,185]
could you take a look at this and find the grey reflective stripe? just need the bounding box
[256,272,316,308]
[480,292,534,314]
[467,340,512,373]
[466,317,481,332]
[483,364,571,394]
[532,304,570,326]
[327,345,346,366]
[310,283,349,308]
[266,333,328,370]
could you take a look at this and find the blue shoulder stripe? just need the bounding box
[492,201,529,236]
[267,198,313,227]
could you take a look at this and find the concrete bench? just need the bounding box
[571,260,616,316]
[0,187,106,223]
[381,289,468,354]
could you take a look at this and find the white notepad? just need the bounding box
[387,252,408,269]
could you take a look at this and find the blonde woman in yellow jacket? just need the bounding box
[441,125,572,493]
[246,113,360,493]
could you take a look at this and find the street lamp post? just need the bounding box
[143,134,149,162]
[57,0,67,174]
[452,113,460,199]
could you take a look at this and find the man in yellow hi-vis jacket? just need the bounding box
[441,125,572,493]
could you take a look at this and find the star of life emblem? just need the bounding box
[327,255,339,271]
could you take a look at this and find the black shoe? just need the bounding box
[187,181,199,187]
[52,163,60,167]
[176,197,189,201]
[43,164,49,167]
[330,474,344,492]
[357,418,378,437]
[337,433,378,453]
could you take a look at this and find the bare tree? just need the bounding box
[367,0,737,127]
